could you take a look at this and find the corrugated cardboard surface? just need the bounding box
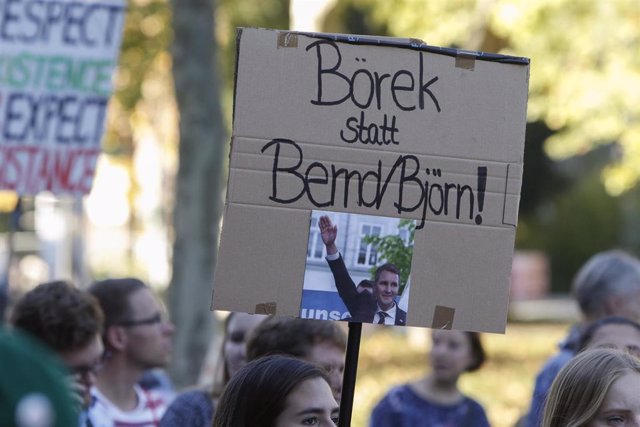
[213,28,529,333]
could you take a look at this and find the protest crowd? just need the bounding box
[0,248,639,427]
[1,2,639,427]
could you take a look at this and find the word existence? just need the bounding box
[261,139,488,229]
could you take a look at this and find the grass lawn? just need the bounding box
[353,322,570,427]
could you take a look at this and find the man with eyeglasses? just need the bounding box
[11,280,105,421]
[88,277,175,427]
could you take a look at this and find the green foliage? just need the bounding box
[217,0,290,118]
[364,219,415,289]
[104,0,172,156]
[516,169,624,292]
[322,0,640,194]
[105,0,289,155]
[0,214,8,234]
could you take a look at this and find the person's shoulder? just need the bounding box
[377,384,411,401]
[169,389,212,410]
[160,390,214,427]
[89,386,112,408]
[462,395,490,419]
[139,384,170,405]
[377,384,420,407]
[538,349,573,378]
[372,384,411,414]
[462,395,487,411]
[87,388,118,427]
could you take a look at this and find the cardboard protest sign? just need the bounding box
[212,28,529,333]
[0,0,126,195]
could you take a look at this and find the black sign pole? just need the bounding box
[338,321,362,426]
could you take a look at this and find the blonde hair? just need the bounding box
[542,348,640,427]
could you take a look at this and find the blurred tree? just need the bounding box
[104,0,172,196]
[166,0,289,387]
[519,121,568,217]
[216,0,290,115]
[102,0,289,386]
[518,169,623,292]
[167,0,226,387]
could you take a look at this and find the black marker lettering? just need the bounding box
[261,139,486,230]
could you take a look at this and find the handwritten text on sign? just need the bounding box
[261,39,487,229]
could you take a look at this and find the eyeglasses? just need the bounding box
[69,357,104,377]
[116,312,165,328]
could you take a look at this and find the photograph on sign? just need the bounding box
[300,211,414,325]
[212,28,529,333]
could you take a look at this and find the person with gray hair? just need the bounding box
[572,250,640,321]
[525,249,640,427]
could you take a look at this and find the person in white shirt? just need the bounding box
[88,278,174,427]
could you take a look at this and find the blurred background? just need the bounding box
[1,1,638,426]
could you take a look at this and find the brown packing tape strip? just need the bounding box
[455,50,476,70]
[432,305,455,329]
[255,302,277,315]
[277,32,298,49]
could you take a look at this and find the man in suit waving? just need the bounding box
[319,215,406,326]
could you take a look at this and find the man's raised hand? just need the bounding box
[319,215,338,255]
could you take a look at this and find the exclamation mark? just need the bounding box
[475,166,487,225]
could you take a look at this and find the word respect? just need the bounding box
[261,139,488,229]
[0,0,125,47]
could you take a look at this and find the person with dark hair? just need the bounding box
[357,279,374,294]
[88,277,174,426]
[160,312,265,427]
[370,329,489,427]
[246,316,346,404]
[541,348,640,427]
[212,355,339,427]
[577,316,640,357]
[319,215,406,325]
[11,280,104,413]
[526,250,640,427]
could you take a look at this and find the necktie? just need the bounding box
[377,311,388,325]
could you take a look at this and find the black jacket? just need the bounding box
[327,255,406,326]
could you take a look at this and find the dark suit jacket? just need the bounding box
[327,255,406,326]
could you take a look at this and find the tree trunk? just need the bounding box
[168,0,226,387]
